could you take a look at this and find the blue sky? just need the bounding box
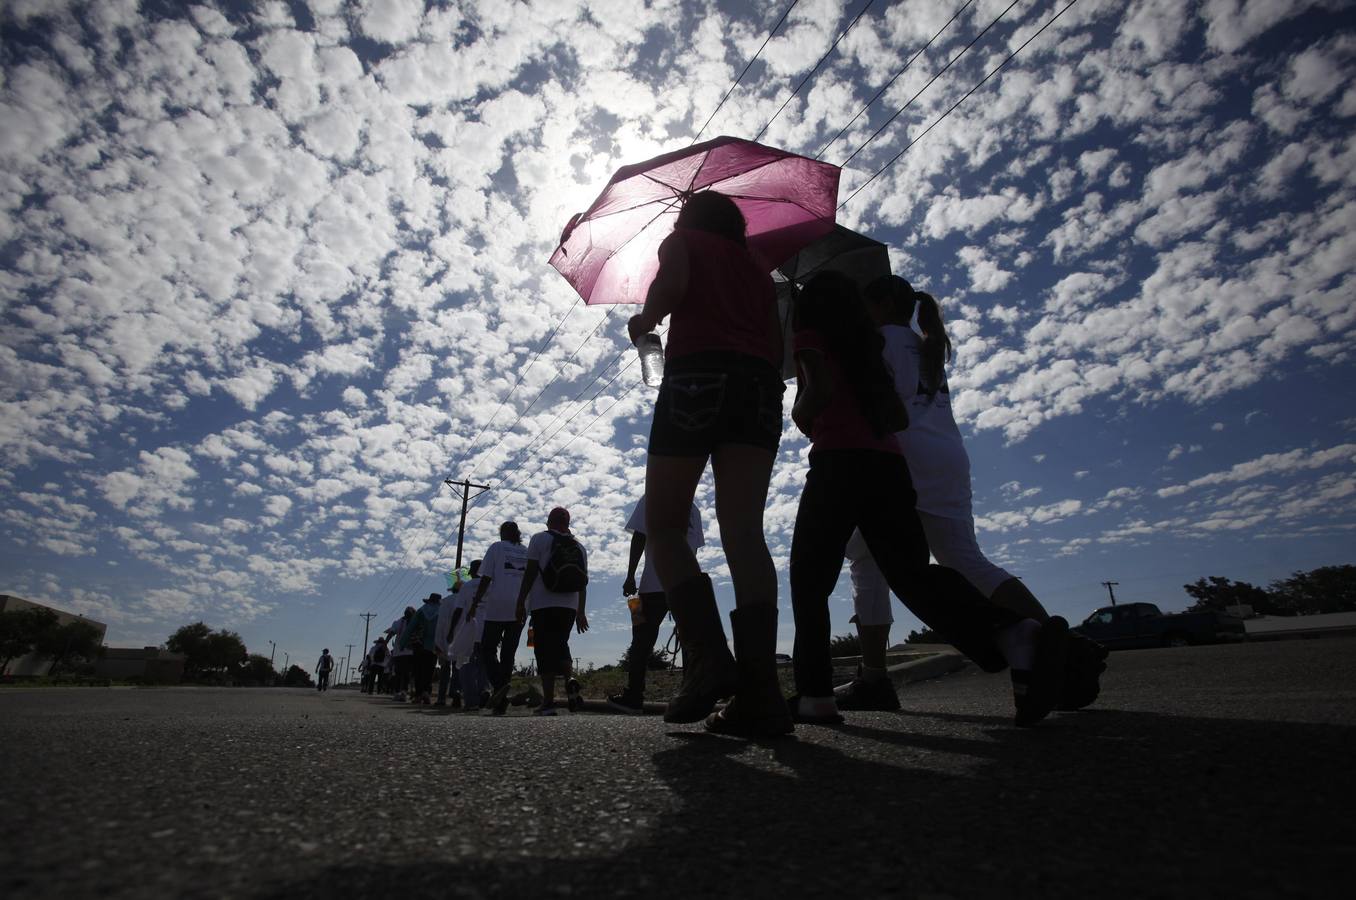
[2,0,1354,674]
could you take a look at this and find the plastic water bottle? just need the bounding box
[637,332,664,388]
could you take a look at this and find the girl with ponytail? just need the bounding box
[828,275,1105,725]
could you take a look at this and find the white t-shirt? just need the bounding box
[526,529,587,612]
[882,324,972,518]
[451,577,486,640]
[625,498,704,594]
[387,616,414,657]
[477,540,529,621]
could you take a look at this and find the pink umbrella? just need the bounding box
[549,136,841,306]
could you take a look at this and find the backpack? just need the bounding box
[371,644,387,664]
[540,532,588,593]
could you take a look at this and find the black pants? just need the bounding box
[317,670,330,691]
[626,592,669,697]
[480,620,524,689]
[790,450,1017,697]
[436,657,456,703]
[392,654,413,694]
[412,648,437,697]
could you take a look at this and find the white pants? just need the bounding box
[846,513,1012,627]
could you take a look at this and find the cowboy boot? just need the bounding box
[705,603,794,738]
[663,573,737,723]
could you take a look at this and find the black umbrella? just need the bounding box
[773,225,891,379]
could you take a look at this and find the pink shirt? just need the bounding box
[794,329,901,456]
[663,228,779,367]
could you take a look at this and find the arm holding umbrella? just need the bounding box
[627,234,690,345]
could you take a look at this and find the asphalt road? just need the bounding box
[2,638,1353,900]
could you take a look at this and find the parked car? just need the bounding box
[1072,602,1247,650]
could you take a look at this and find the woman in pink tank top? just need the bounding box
[625,191,791,738]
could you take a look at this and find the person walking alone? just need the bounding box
[315,649,334,692]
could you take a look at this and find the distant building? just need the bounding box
[94,647,185,683]
[0,595,108,677]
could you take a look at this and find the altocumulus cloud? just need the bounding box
[1,0,1354,659]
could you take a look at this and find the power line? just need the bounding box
[753,0,878,143]
[445,297,583,477]
[838,0,1023,169]
[466,307,617,478]
[691,0,801,144]
[814,0,977,160]
[840,0,1081,210]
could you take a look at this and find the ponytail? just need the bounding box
[911,291,951,392]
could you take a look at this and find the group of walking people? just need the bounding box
[359,508,591,716]
[354,188,1108,735]
[617,190,1107,737]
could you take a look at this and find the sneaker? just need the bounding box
[480,690,492,708]
[607,691,646,715]
[489,682,511,708]
[835,673,901,711]
[490,698,508,716]
[392,691,407,702]
[785,694,844,725]
[432,699,446,708]
[565,678,583,712]
[451,693,462,709]
[534,703,559,717]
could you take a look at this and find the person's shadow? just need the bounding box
[255,705,1352,899]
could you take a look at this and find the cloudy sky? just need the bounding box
[2,0,1354,674]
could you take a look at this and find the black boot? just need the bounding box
[705,604,794,738]
[664,573,737,723]
[1058,631,1108,711]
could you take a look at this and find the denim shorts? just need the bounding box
[648,351,784,457]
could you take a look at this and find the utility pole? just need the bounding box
[283,651,289,673]
[268,640,276,668]
[358,612,376,657]
[444,477,491,570]
[344,643,354,686]
[1101,581,1120,606]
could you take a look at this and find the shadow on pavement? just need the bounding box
[255,707,1350,900]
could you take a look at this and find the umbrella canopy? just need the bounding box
[549,136,841,305]
[773,224,891,379]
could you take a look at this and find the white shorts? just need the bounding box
[847,513,1013,625]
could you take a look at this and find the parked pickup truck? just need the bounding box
[1072,602,1247,650]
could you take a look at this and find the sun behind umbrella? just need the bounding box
[549,136,841,306]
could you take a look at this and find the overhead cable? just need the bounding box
[839,0,1082,210]
[814,0,977,160]
[837,0,1023,169]
[753,0,878,143]
[692,0,802,144]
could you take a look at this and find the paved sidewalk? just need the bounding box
[1,638,1351,899]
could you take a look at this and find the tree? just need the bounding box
[828,632,861,657]
[282,664,314,688]
[38,620,103,675]
[906,627,944,644]
[166,622,213,675]
[1268,565,1356,614]
[618,647,669,671]
[0,607,59,672]
[1183,577,1280,615]
[238,654,277,686]
[204,629,248,672]
[166,622,248,678]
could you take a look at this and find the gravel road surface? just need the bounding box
[2,638,1352,899]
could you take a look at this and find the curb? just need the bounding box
[580,652,971,714]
